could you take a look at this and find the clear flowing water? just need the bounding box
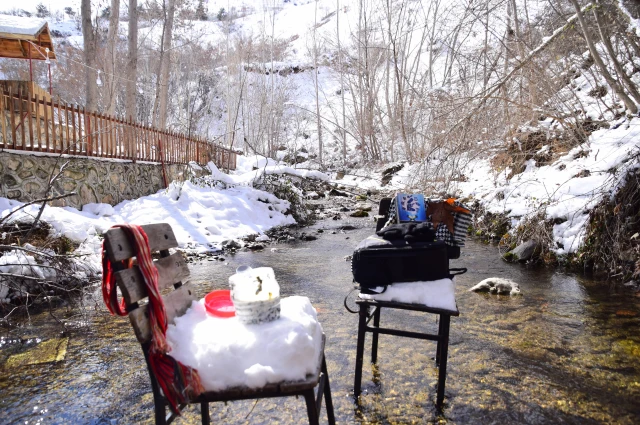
[1,219,639,424]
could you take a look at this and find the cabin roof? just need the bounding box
[0,15,56,61]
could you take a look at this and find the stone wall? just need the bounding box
[0,151,196,208]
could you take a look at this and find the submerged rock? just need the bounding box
[350,210,369,218]
[222,239,243,250]
[4,338,69,368]
[470,277,521,295]
[505,240,539,262]
[355,202,372,212]
[329,188,349,197]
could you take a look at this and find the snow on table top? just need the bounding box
[166,296,323,392]
[359,278,457,312]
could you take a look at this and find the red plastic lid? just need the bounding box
[204,290,235,318]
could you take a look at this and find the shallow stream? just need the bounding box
[1,219,639,424]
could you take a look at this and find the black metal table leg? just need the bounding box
[354,302,368,399]
[371,306,381,364]
[436,314,451,408]
[321,356,336,425]
[304,388,320,425]
[436,314,444,366]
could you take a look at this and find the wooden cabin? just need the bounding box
[0,16,56,120]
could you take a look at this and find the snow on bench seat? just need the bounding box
[359,278,457,312]
[166,295,323,392]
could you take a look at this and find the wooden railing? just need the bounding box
[0,88,236,170]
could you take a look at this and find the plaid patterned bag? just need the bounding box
[383,195,472,247]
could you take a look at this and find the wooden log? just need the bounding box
[27,91,34,151]
[18,88,25,149]
[49,98,56,153]
[0,91,7,148]
[26,90,33,150]
[80,106,86,155]
[8,87,16,149]
[35,94,41,149]
[110,115,115,158]
[64,103,70,154]
[43,98,50,152]
[71,104,77,154]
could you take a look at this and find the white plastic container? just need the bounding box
[229,266,281,324]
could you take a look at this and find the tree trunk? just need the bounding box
[570,0,637,114]
[154,0,176,130]
[81,0,97,112]
[125,0,138,121]
[510,0,538,120]
[502,0,513,136]
[106,0,121,115]
[593,2,640,104]
[337,0,346,163]
[313,0,322,165]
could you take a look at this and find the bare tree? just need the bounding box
[81,0,98,112]
[313,0,323,165]
[153,0,177,129]
[569,0,637,114]
[593,0,640,104]
[125,0,139,121]
[105,0,121,115]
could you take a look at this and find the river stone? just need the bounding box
[64,168,85,180]
[329,188,349,197]
[7,157,21,171]
[350,210,369,217]
[79,184,98,204]
[506,240,539,262]
[22,158,35,169]
[4,338,69,368]
[62,179,77,192]
[35,167,49,180]
[18,168,34,179]
[2,174,18,188]
[355,202,372,212]
[222,239,243,249]
[24,181,42,194]
[469,277,521,295]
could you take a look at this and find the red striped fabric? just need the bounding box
[102,224,204,414]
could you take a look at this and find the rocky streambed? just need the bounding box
[1,216,640,424]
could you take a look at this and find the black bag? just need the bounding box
[352,235,459,289]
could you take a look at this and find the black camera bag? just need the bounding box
[352,235,458,289]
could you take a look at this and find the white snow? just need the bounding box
[0,15,48,36]
[359,278,458,312]
[166,295,323,391]
[0,161,304,291]
[454,118,640,254]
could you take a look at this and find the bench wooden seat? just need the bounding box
[103,223,335,425]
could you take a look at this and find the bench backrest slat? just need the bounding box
[129,282,197,343]
[114,252,190,304]
[104,223,178,262]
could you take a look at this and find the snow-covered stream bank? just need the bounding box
[1,221,639,424]
[0,156,335,303]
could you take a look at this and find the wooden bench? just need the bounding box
[103,223,335,425]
